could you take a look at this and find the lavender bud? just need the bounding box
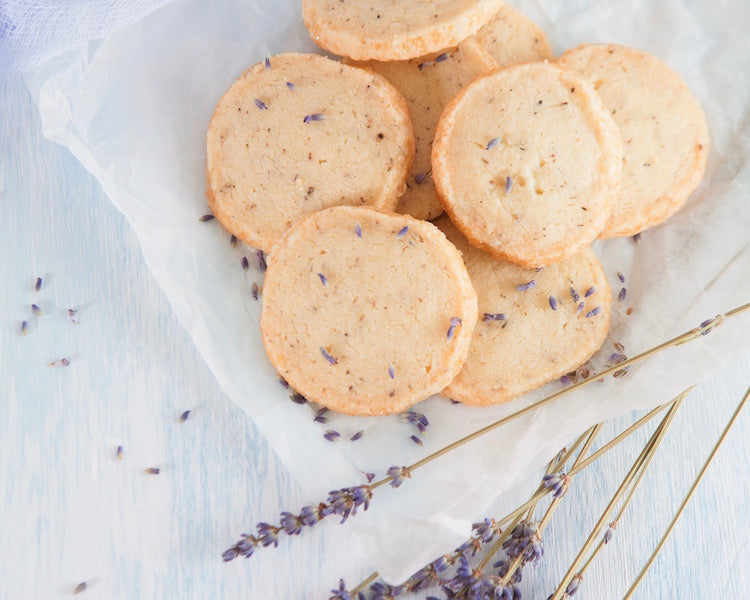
[303,113,326,123]
[144,467,160,475]
[569,286,580,302]
[320,347,338,365]
[586,306,601,318]
[446,316,462,340]
[435,52,450,63]
[256,249,267,272]
[549,296,557,310]
[290,392,307,404]
[617,271,626,283]
[355,222,362,238]
[21,320,28,336]
[323,430,341,442]
[618,287,627,302]
[286,81,296,90]
[251,282,259,300]
[584,286,596,298]
[178,410,191,423]
[116,445,123,461]
[198,214,214,222]
[486,137,501,150]
[388,363,395,379]
[241,256,249,270]
[34,277,42,292]
[414,172,427,184]
[410,435,423,446]
[516,280,536,292]
[387,465,411,488]
[73,581,88,595]
[505,175,513,193]
[264,56,271,69]
[318,273,327,286]
[350,430,364,442]
[254,98,268,110]
[396,225,409,238]
[483,313,506,322]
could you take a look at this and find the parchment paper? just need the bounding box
[24,0,750,583]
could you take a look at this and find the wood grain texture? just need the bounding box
[1,75,749,599]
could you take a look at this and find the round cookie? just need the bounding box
[432,61,622,268]
[474,3,553,67]
[206,53,414,253]
[557,44,710,238]
[350,39,498,221]
[260,206,478,416]
[437,216,611,406]
[302,0,503,61]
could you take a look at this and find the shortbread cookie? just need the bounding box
[302,0,503,61]
[260,206,478,416]
[432,61,622,267]
[557,44,710,238]
[474,4,553,66]
[437,216,611,406]
[206,53,414,253]
[350,39,498,220]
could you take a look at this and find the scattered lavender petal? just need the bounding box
[256,250,267,272]
[320,347,338,365]
[199,214,215,222]
[34,277,42,292]
[314,407,329,423]
[569,286,580,302]
[618,287,627,302]
[633,232,642,242]
[303,113,326,123]
[584,287,596,298]
[241,256,249,270]
[350,431,364,442]
[355,222,362,238]
[21,320,28,335]
[417,60,432,70]
[586,306,601,318]
[549,296,557,310]
[410,435,423,446]
[116,445,123,461]
[323,430,341,442]
[577,302,584,314]
[279,377,289,389]
[446,316,462,340]
[396,225,409,238]
[516,280,536,292]
[485,137,501,150]
[505,175,513,193]
[179,410,191,423]
[435,52,450,63]
[264,56,271,69]
[482,312,506,321]
[286,81,296,90]
[254,98,268,110]
[230,234,238,247]
[251,282,259,300]
[73,581,88,595]
[317,273,327,286]
[617,271,626,283]
[414,172,428,184]
[560,375,571,385]
[144,467,160,475]
[290,392,307,404]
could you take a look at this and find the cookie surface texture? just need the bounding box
[474,3,553,66]
[432,61,622,267]
[302,0,503,61]
[350,39,498,220]
[437,217,611,406]
[206,53,414,253]
[260,206,478,416]
[557,44,710,238]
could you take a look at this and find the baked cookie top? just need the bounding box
[557,44,710,238]
[206,53,414,253]
[432,61,622,267]
[302,0,503,61]
[260,206,477,416]
[474,3,553,66]
[438,216,611,406]
[350,39,498,221]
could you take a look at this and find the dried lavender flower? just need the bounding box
[73,581,88,595]
[355,222,362,238]
[256,249,267,272]
[472,518,497,544]
[483,312,506,322]
[617,271,626,283]
[516,280,536,292]
[410,435,423,446]
[21,320,28,336]
[565,573,582,596]
[388,363,395,379]
[486,137,501,150]
[290,392,307,404]
[542,472,569,498]
[584,287,596,298]
[178,410,191,423]
[586,306,601,318]
[607,353,626,366]
[503,520,544,567]
[254,98,268,110]
[116,445,123,461]
[414,172,428,184]
[350,431,364,442]
[318,273,328,286]
[320,347,338,365]
[241,256,249,270]
[619,287,627,302]
[576,302,584,314]
[505,175,513,193]
[286,81,296,90]
[396,225,409,238]
[303,113,326,123]
[144,467,160,475]
[31,304,42,316]
[34,277,42,292]
[280,512,302,536]
[256,522,280,547]
[251,282,259,300]
[632,232,642,242]
[569,286,580,302]
[314,407,329,423]
[446,316,462,340]
[199,214,215,222]
[324,430,341,442]
[387,466,411,488]
[401,410,429,434]
[230,234,238,246]
[549,296,557,310]
[330,579,352,600]
[435,52,450,63]
[264,56,271,69]
[614,341,625,352]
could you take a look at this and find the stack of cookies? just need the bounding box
[206,1,709,415]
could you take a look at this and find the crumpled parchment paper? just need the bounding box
[24,0,750,583]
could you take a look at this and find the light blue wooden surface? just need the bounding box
[2,74,749,600]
